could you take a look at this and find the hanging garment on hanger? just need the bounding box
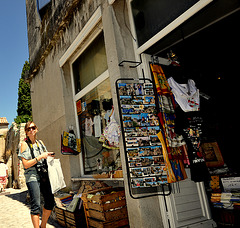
[168,77,200,112]
[85,117,93,136]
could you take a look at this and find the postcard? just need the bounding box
[150,135,161,146]
[132,178,145,188]
[130,168,143,178]
[143,96,155,104]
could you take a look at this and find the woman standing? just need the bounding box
[18,121,55,228]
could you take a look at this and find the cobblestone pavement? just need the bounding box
[0,188,63,228]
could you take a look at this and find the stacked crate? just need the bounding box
[55,206,86,227]
[81,187,129,228]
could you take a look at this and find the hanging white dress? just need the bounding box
[168,77,200,112]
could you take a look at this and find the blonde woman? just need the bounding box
[19,121,55,228]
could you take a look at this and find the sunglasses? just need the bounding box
[27,126,37,132]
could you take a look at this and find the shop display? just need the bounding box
[150,63,209,182]
[99,113,121,149]
[116,79,169,194]
[61,131,81,155]
[77,78,122,175]
[200,142,224,168]
[168,77,200,112]
[150,63,188,183]
[81,187,129,227]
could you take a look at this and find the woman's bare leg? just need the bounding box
[31,214,40,228]
[40,208,52,228]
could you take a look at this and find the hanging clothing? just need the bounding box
[150,63,172,95]
[157,131,187,183]
[94,115,102,137]
[99,115,121,149]
[175,110,210,182]
[168,77,200,112]
[85,117,93,136]
[104,110,112,123]
[150,63,187,183]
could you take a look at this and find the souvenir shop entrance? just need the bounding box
[127,0,240,227]
[135,4,240,228]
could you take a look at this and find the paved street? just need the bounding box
[0,188,63,228]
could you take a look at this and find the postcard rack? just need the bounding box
[115,78,171,199]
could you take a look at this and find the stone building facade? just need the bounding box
[25,1,161,227]
[25,0,238,227]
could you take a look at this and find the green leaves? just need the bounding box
[14,61,32,124]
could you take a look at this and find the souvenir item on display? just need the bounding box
[93,115,102,137]
[168,77,200,112]
[85,115,93,136]
[99,111,121,149]
[150,64,187,182]
[61,131,81,155]
[200,142,224,168]
[165,65,209,181]
[175,110,210,182]
[150,64,185,150]
[157,131,187,183]
[117,80,168,191]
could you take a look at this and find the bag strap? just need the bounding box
[25,139,48,168]
[25,139,37,169]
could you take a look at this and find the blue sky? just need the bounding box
[0,2,29,126]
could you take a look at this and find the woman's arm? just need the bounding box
[21,141,52,169]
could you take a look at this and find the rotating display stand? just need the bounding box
[115,78,171,199]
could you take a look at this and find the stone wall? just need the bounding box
[26,0,102,80]
[5,123,26,189]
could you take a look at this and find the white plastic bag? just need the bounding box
[47,157,66,194]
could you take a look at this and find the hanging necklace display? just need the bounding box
[116,78,171,199]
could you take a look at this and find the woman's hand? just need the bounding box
[39,152,55,160]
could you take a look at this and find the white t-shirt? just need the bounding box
[0,163,8,177]
[168,77,200,112]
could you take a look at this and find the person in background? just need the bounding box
[18,121,55,228]
[0,159,8,192]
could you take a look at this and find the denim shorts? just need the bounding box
[26,176,55,215]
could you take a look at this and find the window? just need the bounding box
[37,0,51,10]
[37,0,51,19]
[130,0,213,54]
[131,0,199,47]
[77,78,121,175]
[72,33,121,175]
[73,33,108,94]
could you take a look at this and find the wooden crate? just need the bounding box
[55,206,87,228]
[55,207,66,227]
[88,218,129,228]
[81,187,129,227]
[88,206,128,222]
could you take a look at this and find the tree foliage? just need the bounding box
[14,61,32,124]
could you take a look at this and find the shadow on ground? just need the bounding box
[5,190,63,227]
